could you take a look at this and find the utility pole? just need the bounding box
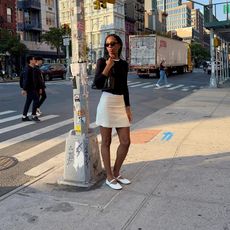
[59,0,116,188]
[209,0,217,87]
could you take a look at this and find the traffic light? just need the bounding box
[62,23,70,34]
[100,0,107,8]
[214,37,221,47]
[94,0,115,10]
[93,0,100,10]
[107,0,115,3]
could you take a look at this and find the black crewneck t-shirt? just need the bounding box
[94,58,130,106]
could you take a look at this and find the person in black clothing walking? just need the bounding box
[34,56,46,116]
[21,56,41,122]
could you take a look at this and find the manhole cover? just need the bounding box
[0,156,18,171]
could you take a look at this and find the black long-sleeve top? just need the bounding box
[22,65,42,91]
[94,58,130,106]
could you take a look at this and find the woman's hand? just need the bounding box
[103,57,114,76]
[21,90,27,96]
[126,106,132,123]
[106,57,114,68]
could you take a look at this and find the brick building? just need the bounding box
[0,0,17,33]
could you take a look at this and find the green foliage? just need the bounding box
[0,29,28,55]
[41,26,71,57]
[191,42,210,66]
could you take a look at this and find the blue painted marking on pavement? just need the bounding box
[161,132,174,141]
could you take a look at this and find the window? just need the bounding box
[46,12,55,26]
[46,0,54,7]
[7,8,12,23]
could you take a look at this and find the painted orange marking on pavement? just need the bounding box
[130,129,161,144]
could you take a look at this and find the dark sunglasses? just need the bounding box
[105,42,118,47]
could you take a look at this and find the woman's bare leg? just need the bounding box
[99,126,114,181]
[113,127,131,178]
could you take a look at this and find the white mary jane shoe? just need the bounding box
[106,179,122,190]
[116,175,131,185]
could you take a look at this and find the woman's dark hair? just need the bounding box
[103,34,123,60]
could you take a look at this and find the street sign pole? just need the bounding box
[209,0,217,88]
[58,0,103,187]
[62,35,70,80]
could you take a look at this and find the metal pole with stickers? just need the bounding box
[58,0,103,187]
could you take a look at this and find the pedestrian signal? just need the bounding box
[93,0,100,10]
[100,0,107,8]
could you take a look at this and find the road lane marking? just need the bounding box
[129,83,150,88]
[128,81,141,86]
[0,119,72,150]
[0,115,22,123]
[24,152,64,177]
[168,84,184,90]
[143,84,154,88]
[181,88,189,91]
[13,133,67,161]
[0,115,59,134]
[0,110,16,116]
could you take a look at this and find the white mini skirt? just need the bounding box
[96,92,130,128]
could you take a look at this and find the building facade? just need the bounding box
[59,0,126,63]
[157,0,181,11]
[175,27,200,44]
[0,0,17,33]
[191,8,204,45]
[58,0,74,26]
[125,16,135,60]
[125,0,145,35]
[166,4,191,31]
[17,0,59,61]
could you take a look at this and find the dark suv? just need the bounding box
[40,63,66,81]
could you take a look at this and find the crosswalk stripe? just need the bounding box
[168,84,184,90]
[14,133,67,161]
[0,110,16,116]
[0,119,72,150]
[0,115,22,124]
[129,83,150,88]
[153,85,166,89]
[181,88,189,91]
[0,115,59,135]
[142,84,154,88]
[24,152,64,177]
[128,81,141,86]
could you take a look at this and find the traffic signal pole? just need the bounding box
[58,0,103,187]
[209,0,217,88]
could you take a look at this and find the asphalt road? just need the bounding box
[0,69,210,196]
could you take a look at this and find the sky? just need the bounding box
[182,0,230,21]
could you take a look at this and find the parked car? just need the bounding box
[40,63,66,81]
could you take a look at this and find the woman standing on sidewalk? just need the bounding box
[94,34,132,190]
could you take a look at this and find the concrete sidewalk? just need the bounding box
[1,87,230,230]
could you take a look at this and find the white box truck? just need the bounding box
[129,34,192,78]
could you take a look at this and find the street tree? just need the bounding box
[191,42,210,67]
[0,29,28,74]
[41,25,71,59]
